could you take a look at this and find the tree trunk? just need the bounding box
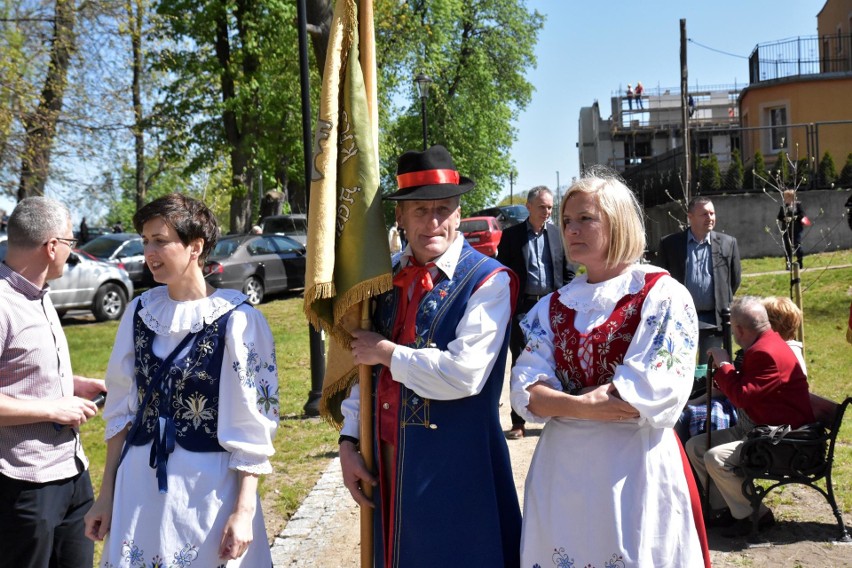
[215,0,263,233]
[214,4,245,233]
[306,0,333,74]
[18,0,76,200]
[129,0,146,212]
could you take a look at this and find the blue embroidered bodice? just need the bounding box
[127,300,242,490]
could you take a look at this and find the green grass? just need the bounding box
[67,250,852,558]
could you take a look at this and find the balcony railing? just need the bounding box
[749,34,852,83]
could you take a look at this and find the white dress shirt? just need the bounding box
[340,235,512,438]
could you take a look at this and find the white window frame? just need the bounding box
[766,105,788,153]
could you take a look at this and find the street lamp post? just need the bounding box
[415,73,432,150]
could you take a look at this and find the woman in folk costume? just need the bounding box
[84,193,279,566]
[511,168,710,567]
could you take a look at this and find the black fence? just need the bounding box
[749,34,852,83]
[623,120,852,207]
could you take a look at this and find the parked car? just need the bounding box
[459,216,503,257]
[74,225,111,245]
[79,232,155,288]
[203,234,306,305]
[261,213,307,245]
[0,243,133,321]
[468,204,529,229]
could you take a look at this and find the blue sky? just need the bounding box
[0,0,826,218]
[507,0,825,201]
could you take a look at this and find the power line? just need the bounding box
[687,38,749,60]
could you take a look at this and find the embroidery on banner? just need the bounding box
[336,184,362,236]
[311,118,332,182]
[338,110,358,164]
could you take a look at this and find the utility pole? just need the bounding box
[555,171,560,222]
[297,0,325,416]
[509,170,514,204]
[680,19,691,204]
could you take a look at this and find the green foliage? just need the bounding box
[498,193,526,206]
[724,148,744,190]
[773,151,791,188]
[151,0,307,229]
[793,157,810,188]
[698,154,721,192]
[145,0,543,228]
[817,151,838,188]
[840,153,852,188]
[746,150,767,190]
[374,0,544,210]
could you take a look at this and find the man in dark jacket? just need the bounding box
[497,186,575,439]
[658,196,741,364]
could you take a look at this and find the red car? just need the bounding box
[460,216,503,257]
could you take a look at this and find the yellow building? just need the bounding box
[739,0,852,181]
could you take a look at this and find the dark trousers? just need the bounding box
[0,469,94,568]
[782,230,804,268]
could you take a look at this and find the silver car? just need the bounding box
[79,232,154,288]
[51,251,134,321]
[0,242,134,321]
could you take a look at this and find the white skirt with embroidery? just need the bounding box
[99,444,271,567]
[520,417,702,568]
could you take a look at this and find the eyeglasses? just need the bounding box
[51,237,78,249]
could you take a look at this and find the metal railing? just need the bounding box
[619,120,852,207]
[749,34,852,83]
[610,83,743,98]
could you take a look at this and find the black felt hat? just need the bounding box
[385,145,475,201]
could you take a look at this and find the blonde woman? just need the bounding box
[762,295,807,374]
[511,168,707,566]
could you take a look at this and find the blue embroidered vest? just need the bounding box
[370,241,522,568]
[127,301,241,490]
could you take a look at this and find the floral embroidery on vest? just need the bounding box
[129,304,237,452]
[550,273,664,394]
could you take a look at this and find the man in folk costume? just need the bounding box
[338,145,522,567]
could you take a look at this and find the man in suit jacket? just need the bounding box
[497,186,575,439]
[658,196,741,364]
[686,296,813,537]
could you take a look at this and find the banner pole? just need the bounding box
[357,2,377,565]
[359,0,378,157]
[358,300,374,568]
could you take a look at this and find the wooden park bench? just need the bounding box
[735,393,852,541]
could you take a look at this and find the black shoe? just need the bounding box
[505,425,525,440]
[721,510,776,538]
[704,509,736,528]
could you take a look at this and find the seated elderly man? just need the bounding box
[686,295,813,538]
